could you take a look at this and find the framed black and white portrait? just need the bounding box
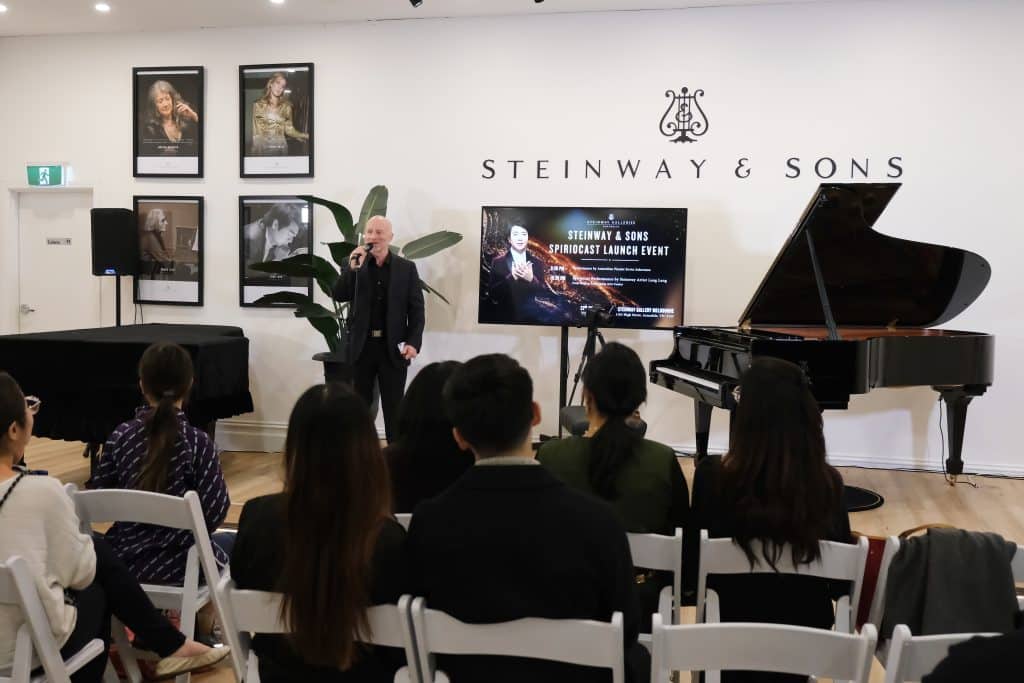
[133,196,203,306]
[239,196,314,307]
[133,67,204,177]
[239,63,314,177]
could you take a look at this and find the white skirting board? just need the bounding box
[214,421,1024,479]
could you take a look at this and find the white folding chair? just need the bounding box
[64,485,238,683]
[696,529,869,632]
[883,623,998,683]
[1012,543,1024,610]
[215,575,419,683]
[410,597,624,683]
[651,616,877,683]
[627,528,683,627]
[395,513,412,530]
[866,536,900,632]
[0,556,107,683]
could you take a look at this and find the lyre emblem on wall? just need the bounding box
[659,87,709,143]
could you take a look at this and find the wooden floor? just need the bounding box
[25,437,1024,683]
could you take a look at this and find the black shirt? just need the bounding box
[368,254,391,333]
[231,494,409,683]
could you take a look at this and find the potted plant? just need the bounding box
[250,185,462,384]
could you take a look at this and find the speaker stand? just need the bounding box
[114,274,122,327]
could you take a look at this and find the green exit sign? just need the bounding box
[26,164,65,187]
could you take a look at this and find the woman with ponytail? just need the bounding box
[230,382,407,682]
[94,342,230,584]
[539,341,689,535]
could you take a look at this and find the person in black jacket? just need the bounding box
[384,360,474,513]
[923,626,1024,682]
[231,382,408,683]
[682,357,854,683]
[407,353,649,683]
[487,222,549,323]
[333,215,425,442]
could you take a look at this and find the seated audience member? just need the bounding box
[539,342,688,623]
[94,342,231,584]
[682,357,854,683]
[538,342,688,533]
[231,382,407,683]
[922,625,1024,682]
[0,371,228,682]
[407,354,649,683]
[384,361,474,513]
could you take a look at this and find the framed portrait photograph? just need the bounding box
[133,66,204,177]
[239,196,314,307]
[133,196,204,306]
[239,63,314,177]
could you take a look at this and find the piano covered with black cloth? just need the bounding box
[650,183,994,476]
[0,323,253,446]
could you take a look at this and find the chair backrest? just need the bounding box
[395,513,412,530]
[215,575,420,682]
[0,556,79,683]
[696,529,869,630]
[1011,544,1024,583]
[410,597,624,683]
[627,528,683,622]
[883,623,998,683]
[651,615,876,683]
[866,536,900,630]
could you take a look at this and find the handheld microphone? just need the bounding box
[352,241,376,268]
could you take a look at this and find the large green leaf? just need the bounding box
[309,254,341,299]
[250,254,315,277]
[252,291,311,307]
[308,315,341,354]
[401,231,463,260]
[293,302,339,319]
[299,195,356,242]
[356,185,389,234]
[326,241,357,268]
[420,279,450,304]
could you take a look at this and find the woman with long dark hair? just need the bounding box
[385,361,474,513]
[94,342,231,584]
[538,342,688,534]
[682,357,853,683]
[0,372,229,681]
[230,382,407,682]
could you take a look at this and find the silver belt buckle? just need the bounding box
[370,330,384,338]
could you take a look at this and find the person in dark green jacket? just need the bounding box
[538,342,688,623]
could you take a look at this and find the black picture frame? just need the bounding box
[239,63,314,178]
[132,66,204,178]
[239,195,315,307]
[133,196,204,306]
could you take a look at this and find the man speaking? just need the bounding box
[333,215,424,442]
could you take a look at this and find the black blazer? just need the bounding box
[231,494,409,683]
[407,464,649,683]
[487,250,548,323]
[333,252,425,367]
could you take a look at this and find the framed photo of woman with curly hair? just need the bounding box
[239,63,314,178]
[133,66,204,177]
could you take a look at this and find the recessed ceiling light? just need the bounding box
[270,0,285,4]
[0,4,8,12]
[95,2,111,12]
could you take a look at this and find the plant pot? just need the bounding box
[312,352,379,420]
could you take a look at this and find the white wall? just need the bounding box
[2,0,1022,472]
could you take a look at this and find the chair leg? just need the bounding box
[111,617,144,683]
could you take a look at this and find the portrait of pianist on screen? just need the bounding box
[488,223,550,321]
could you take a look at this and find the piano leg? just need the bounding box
[936,386,982,478]
[695,401,712,462]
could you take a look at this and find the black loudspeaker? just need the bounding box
[90,208,138,276]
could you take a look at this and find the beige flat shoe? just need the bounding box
[151,645,231,680]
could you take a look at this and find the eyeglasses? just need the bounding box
[25,396,42,415]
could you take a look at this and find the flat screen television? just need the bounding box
[478,206,687,329]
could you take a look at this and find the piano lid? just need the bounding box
[739,183,991,328]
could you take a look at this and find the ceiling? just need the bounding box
[0,0,829,38]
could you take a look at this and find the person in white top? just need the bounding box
[0,372,229,682]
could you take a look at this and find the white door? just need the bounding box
[17,190,100,333]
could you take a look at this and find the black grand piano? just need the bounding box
[651,183,994,477]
